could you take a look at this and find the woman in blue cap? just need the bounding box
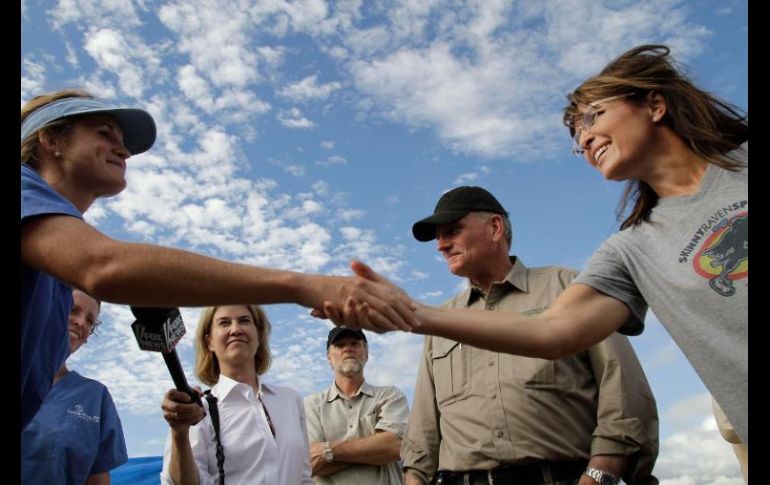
[20,89,418,432]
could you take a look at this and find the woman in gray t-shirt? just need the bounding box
[348,45,749,472]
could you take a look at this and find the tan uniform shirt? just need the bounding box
[402,257,659,484]
[305,381,409,485]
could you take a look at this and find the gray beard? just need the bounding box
[337,360,363,376]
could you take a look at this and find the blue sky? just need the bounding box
[22,1,747,483]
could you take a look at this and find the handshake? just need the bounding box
[308,260,423,334]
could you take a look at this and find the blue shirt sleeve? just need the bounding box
[21,164,82,221]
[20,164,82,430]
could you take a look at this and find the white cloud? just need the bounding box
[345,25,392,56]
[386,0,441,43]
[657,421,742,482]
[320,140,335,149]
[154,0,273,125]
[453,172,478,184]
[178,65,216,113]
[158,1,258,87]
[49,0,142,31]
[350,43,541,159]
[84,28,146,97]
[337,209,366,221]
[21,58,47,103]
[342,0,710,159]
[316,155,348,167]
[64,39,80,67]
[285,165,306,176]
[277,74,342,102]
[278,107,316,128]
[419,290,444,301]
[643,392,742,483]
[248,0,346,38]
[312,181,331,196]
[411,270,430,281]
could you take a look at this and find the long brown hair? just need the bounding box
[194,305,273,386]
[21,89,94,169]
[563,45,748,229]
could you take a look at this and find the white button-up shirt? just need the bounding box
[161,375,313,484]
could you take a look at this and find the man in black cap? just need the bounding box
[402,186,659,485]
[304,327,410,484]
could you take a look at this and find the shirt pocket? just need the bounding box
[511,356,572,389]
[357,413,378,437]
[430,339,470,406]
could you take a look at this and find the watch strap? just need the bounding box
[323,441,334,463]
[584,467,618,485]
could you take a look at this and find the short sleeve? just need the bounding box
[573,239,647,336]
[89,387,128,474]
[374,387,410,438]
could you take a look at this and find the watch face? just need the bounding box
[600,475,616,485]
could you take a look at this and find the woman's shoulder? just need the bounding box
[67,371,109,393]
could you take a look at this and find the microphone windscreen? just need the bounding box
[131,307,185,352]
[131,306,175,322]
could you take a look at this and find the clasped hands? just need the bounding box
[311,260,422,334]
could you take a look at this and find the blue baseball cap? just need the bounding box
[21,96,156,155]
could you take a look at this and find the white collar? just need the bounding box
[212,373,267,402]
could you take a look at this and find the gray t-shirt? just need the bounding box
[574,149,747,446]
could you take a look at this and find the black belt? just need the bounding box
[433,460,587,485]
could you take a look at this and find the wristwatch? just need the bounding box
[322,441,335,463]
[584,467,619,485]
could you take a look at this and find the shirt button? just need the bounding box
[349,424,353,428]
[490,393,496,400]
[495,430,504,438]
[488,361,494,366]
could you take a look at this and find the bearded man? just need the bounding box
[304,327,410,484]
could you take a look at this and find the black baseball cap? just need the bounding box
[327,327,367,348]
[412,186,508,242]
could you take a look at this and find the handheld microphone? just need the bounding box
[131,306,203,407]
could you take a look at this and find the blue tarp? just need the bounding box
[110,456,162,484]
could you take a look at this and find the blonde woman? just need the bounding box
[160,305,312,485]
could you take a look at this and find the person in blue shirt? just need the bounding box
[20,89,418,431]
[22,289,127,484]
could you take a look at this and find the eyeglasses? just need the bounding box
[567,93,636,156]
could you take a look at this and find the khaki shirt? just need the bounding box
[402,257,659,485]
[305,381,409,485]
